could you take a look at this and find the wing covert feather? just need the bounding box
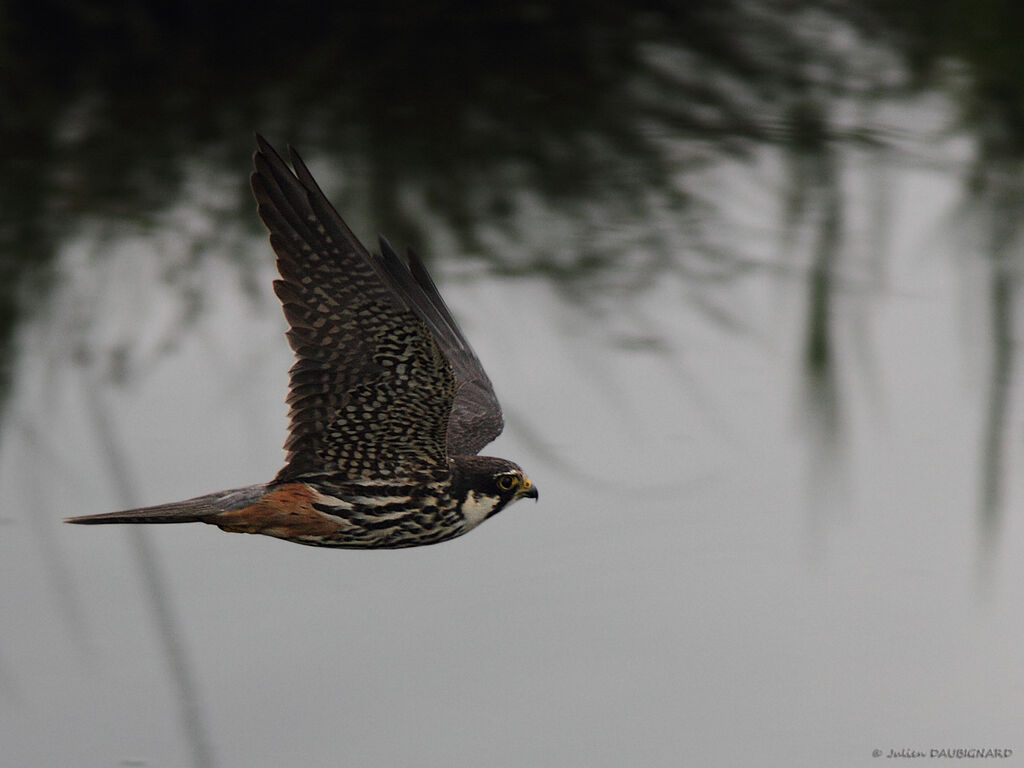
[252,135,505,477]
[252,136,456,481]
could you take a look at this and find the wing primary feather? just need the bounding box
[406,247,475,359]
[377,239,475,377]
[252,135,507,464]
[252,158,318,245]
[401,247,505,454]
[252,135,462,478]
[376,236,449,337]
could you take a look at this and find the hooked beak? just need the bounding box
[517,477,539,501]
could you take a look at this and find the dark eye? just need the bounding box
[497,475,516,492]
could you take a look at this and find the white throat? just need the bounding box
[460,490,502,530]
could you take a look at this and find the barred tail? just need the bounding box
[66,485,268,526]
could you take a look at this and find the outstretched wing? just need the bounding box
[398,245,504,455]
[252,136,457,482]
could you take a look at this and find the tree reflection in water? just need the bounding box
[3,2,1024,765]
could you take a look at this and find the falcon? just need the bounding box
[66,135,537,548]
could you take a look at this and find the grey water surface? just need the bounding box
[1,4,1023,767]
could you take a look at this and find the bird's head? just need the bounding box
[451,455,538,529]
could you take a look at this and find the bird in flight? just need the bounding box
[67,135,537,547]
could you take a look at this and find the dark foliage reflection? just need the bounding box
[3,0,1023,608]
[0,1,909,394]
[5,3,1024,764]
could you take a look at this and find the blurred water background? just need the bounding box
[1,2,1024,766]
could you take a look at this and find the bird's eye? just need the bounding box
[497,475,517,491]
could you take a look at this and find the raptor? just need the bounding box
[67,136,538,547]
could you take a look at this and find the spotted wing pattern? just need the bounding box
[376,239,505,456]
[252,136,456,482]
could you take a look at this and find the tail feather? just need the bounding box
[66,485,268,526]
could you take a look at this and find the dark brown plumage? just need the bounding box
[66,135,537,547]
